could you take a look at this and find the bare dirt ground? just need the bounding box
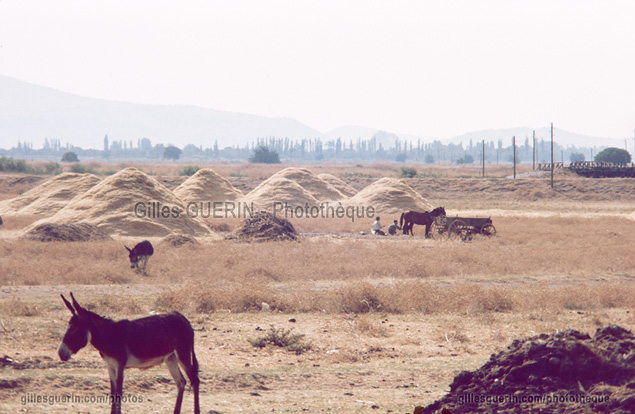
[2,297,632,414]
[1,164,635,413]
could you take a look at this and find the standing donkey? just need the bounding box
[126,240,154,274]
[57,293,200,414]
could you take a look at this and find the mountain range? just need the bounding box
[0,75,624,150]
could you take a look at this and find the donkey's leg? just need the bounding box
[166,353,187,414]
[106,359,124,414]
[176,346,201,414]
[177,345,201,414]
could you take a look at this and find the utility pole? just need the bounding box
[513,136,516,179]
[482,139,485,177]
[532,130,536,170]
[551,123,554,189]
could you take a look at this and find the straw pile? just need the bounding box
[244,177,320,212]
[235,211,298,242]
[0,173,101,215]
[317,173,358,197]
[21,223,112,242]
[344,177,432,216]
[244,167,347,211]
[26,168,212,237]
[269,168,345,201]
[160,233,200,247]
[173,168,243,204]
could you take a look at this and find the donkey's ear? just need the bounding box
[69,292,86,314]
[125,246,132,252]
[61,294,76,315]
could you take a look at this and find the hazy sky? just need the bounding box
[1,0,634,140]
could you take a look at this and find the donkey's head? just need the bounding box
[126,246,139,269]
[57,293,91,361]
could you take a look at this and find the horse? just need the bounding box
[57,293,200,414]
[400,207,446,237]
[126,240,153,274]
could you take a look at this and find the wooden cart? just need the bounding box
[430,215,496,241]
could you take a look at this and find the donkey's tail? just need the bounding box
[399,212,405,228]
[191,343,199,373]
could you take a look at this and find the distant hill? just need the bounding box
[0,75,322,149]
[325,126,433,149]
[324,125,620,150]
[445,127,623,149]
[324,125,379,142]
[0,75,625,152]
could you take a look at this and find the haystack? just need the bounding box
[419,325,635,414]
[160,233,200,247]
[257,168,346,201]
[0,173,101,215]
[235,211,297,242]
[173,168,243,204]
[244,177,320,212]
[26,168,212,237]
[21,223,112,242]
[317,173,358,197]
[344,177,432,216]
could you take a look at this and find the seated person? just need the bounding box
[371,216,385,235]
[387,219,402,235]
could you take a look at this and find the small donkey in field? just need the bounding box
[57,293,200,414]
[126,240,153,274]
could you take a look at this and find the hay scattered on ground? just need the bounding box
[419,325,635,414]
[317,173,358,197]
[173,168,243,204]
[345,177,432,216]
[160,233,200,247]
[0,173,100,215]
[21,223,112,242]
[235,211,297,242]
[26,168,213,237]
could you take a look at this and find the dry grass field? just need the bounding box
[1,162,634,413]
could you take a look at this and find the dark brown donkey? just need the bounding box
[57,293,200,414]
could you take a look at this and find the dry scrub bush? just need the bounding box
[152,279,635,316]
[0,297,41,317]
[3,216,635,286]
[87,295,145,315]
[335,282,399,313]
[2,216,635,318]
[155,280,293,314]
[328,281,519,315]
[0,240,134,286]
[248,325,313,354]
[354,314,390,337]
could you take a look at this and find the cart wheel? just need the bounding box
[448,219,467,240]
[428,220,444,239]
[481,224,496,237]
